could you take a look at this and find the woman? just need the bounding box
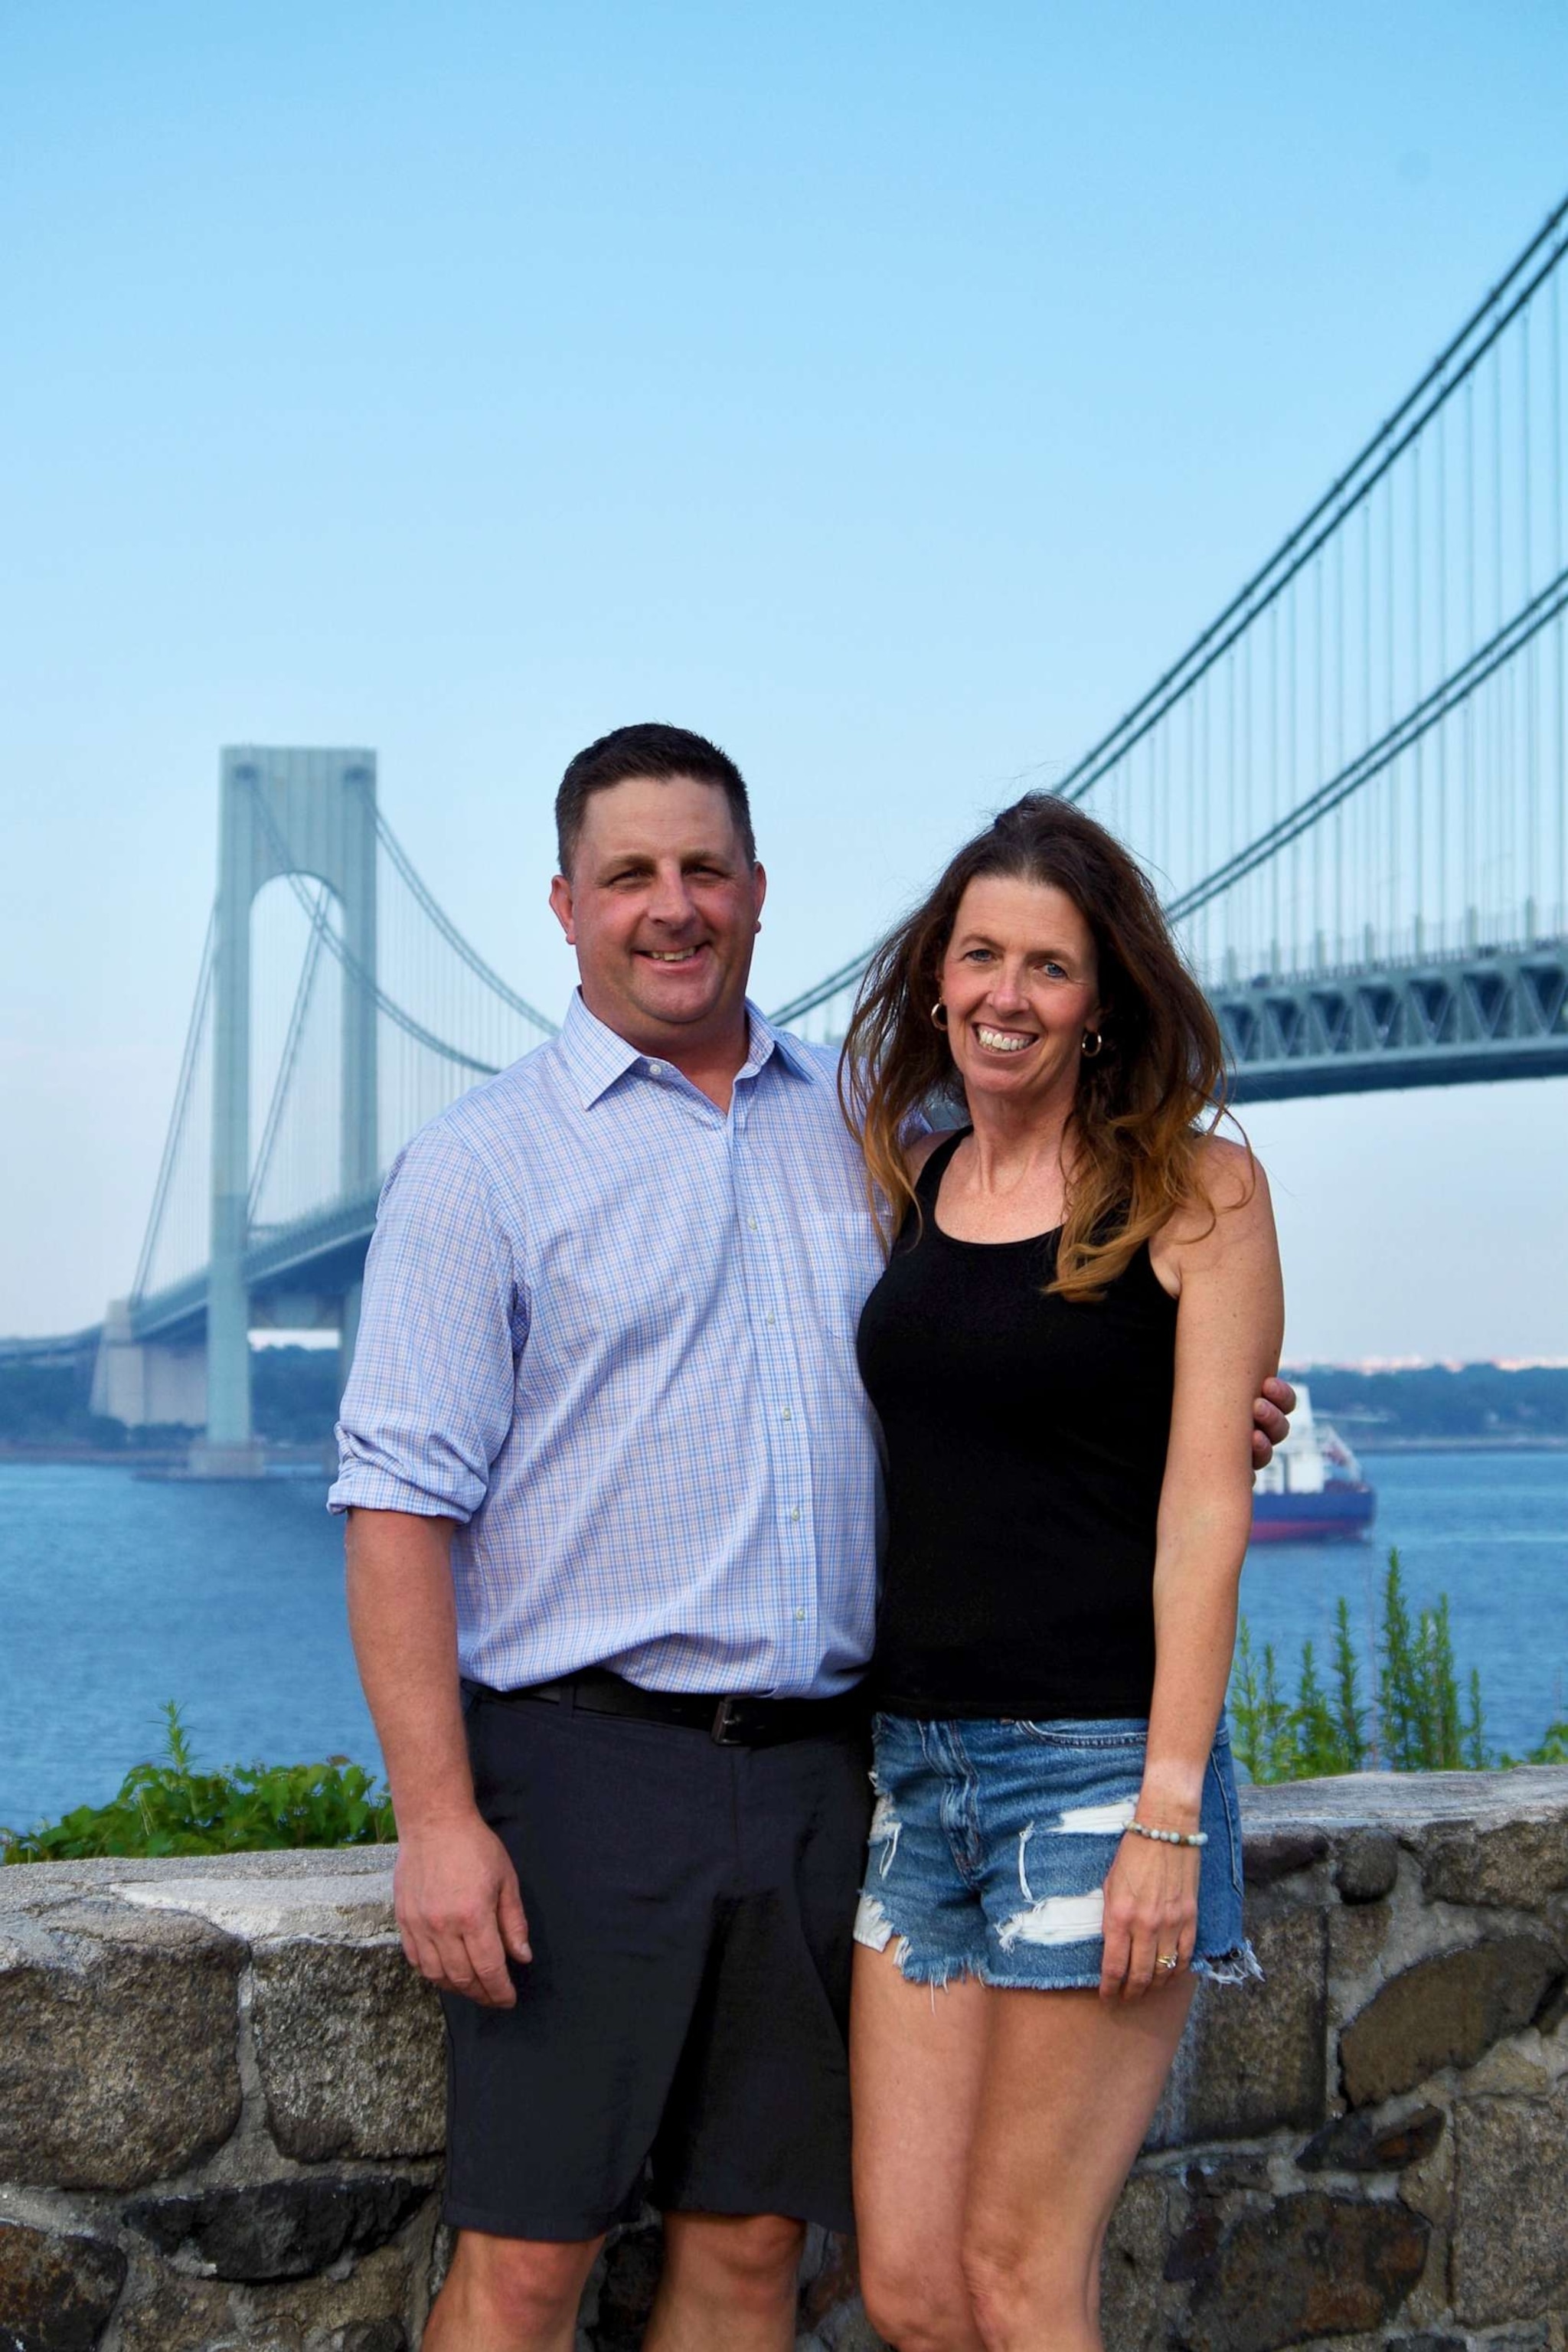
[841,794,1282,2352]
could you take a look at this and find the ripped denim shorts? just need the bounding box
[853,1711,1259,1992]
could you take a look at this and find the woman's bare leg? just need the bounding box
[962,1980,1194,2352]
[851,1942,990,2352]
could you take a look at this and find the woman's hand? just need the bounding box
[1099,1831,1200,2001]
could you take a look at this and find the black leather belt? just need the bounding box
[472,1666,867,1749]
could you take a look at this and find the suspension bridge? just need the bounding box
[11,194,1568,1467]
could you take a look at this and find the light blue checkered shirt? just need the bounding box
[329,992,887,1697]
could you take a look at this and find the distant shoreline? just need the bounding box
[0,1444,334,1470]
[2,1436,1566,1468]
[1353,1436,1568,1455]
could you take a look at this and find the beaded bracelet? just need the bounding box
[1125,1818,1207,1848]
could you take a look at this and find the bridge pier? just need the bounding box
[90,1302,207,1429]
[193,748,379,1478]
[338,1279,362,1403]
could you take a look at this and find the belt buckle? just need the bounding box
[710,1697,745,1746]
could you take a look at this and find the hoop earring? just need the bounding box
[931,1001,949,1032]
[1080,1029,1103,1058]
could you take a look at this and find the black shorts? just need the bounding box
[440,1682,873,2242]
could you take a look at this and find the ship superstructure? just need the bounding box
[1251,1382,1376,1543]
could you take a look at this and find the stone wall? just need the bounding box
[2,1767,1566,2352]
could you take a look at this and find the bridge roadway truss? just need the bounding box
[1216,935,1568,1101]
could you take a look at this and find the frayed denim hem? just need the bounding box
[1190,1939,1266,1988]
[854,1890,983,1988]
[974,1968,1106,1993]
[856,1893,1266,1997]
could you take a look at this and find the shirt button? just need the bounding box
[765,1314,776,1328]
[647,1060,663,1077]
[795,1608,807,1622]
[790,1508,801,1522]
[748,1217,758,1232]
[781,1406,792,1421]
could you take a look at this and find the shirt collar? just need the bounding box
[557,990,822,1109]
[743,1002,820,1085]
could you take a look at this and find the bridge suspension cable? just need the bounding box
[354,779,558,1036]
[1050,191,1568,808]
[248,881,332,1223]
[775,187,1568,1036]
[1167,559,1568,926]
[132,905,215,1300]
[242,783,514,1078]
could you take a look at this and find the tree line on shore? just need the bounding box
[0,1347,341,1449]
[1298,1360,1567,1442]
[5,1351,1566,1451]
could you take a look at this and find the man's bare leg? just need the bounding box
[643,2211,805,2352]
[423,2229,603,2352]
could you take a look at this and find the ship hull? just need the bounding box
[1250,1485,1376,1544]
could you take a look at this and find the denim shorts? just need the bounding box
[853,1712,1259,1992]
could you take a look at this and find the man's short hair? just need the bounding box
[555,723,757,876]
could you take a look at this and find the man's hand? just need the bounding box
[1250,1373,1296,1469]
[345,1511,529,2007]
[394,1814,533,2007]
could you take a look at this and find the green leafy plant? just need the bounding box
[1330,1597,1367,1772]
[1376,1556,1468,1772]
[0,1702,395,1863]
[1228,1548,1540,1784]
[1231,1623,1293,1783]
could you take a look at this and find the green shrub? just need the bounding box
[1232,1548,1563,1784]
[1,1702,395,1863]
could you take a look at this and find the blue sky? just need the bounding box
[2,1,1566,1352]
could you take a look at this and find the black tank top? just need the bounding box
[856,1129,1178,1720]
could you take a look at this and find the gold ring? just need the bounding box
[1156,1953,1180,1971]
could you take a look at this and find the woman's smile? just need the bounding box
[972,1022,1037,1056]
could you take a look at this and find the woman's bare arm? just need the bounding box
[1099,1139,1284,1998]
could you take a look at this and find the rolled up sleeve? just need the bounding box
[328,1123,522,1523]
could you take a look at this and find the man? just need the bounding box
[332,723,1292,2352]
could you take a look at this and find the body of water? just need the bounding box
[1,1463,371,1834]
[1233,1449,1566,1766]
[2,1449,1563,1831]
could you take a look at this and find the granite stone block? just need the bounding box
[251,1942,444,2161]
[0,2220,126,2352]
[1334,1830,1400,1905]
[124,2172,430,2282]
[112,2243,412,2352]
[1452,2086,1568,2325]
[1338,1935,1563,2108]
[1184,2191,1429,2352]
[1243,1828,1328,1887]
[1417,1815,1568,1910]
[1298,2102,1446,2173]
[1148,1906,1327,2148]
[0,1905,242,2189]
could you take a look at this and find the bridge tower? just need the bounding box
[195,746,378,1474]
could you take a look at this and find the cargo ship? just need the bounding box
[1251,1383,1376,1543]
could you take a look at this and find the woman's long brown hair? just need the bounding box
[839,794,1236,1301]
